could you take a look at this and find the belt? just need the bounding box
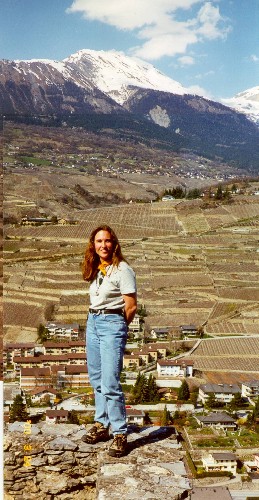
[89,308,124,315]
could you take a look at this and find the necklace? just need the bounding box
[95,265,113,295]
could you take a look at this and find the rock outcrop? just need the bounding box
[4,422,189,499]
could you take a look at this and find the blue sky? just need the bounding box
[1,0,258,99]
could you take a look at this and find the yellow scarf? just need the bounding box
[98,261,111,276]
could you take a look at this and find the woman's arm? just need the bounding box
[122,293,137,325]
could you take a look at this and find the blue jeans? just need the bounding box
[86,312,128,435]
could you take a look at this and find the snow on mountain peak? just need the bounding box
[64,48,188,104]
[222,85,259,125]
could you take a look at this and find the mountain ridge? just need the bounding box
[1,49,259,172]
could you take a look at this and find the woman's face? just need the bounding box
[94,230,114,262]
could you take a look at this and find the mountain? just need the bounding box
[64,49,187,104]
[124,88,259,168]
[0,58,124,115]
[222,86,259,126]
[1,49,259,172]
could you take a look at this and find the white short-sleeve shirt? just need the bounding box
[89,261,137,310]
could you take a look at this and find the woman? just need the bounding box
[82,225,137,457]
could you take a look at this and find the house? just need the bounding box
[4,384,22,413]
[198,383,241,405]
[195,412,237,431]
[20,367,53,390]
[4,342,37,366]
[138,346,158,363]
[241,380,259,400]
[45,322,79,340]
[27,387,59,405]
[157,358,194,377]
[202,453,237,475]
[245,452,259,472]
[189,486,232,500]
[21,217,52,225]
[162,195,175,201]
[13,352,86,372]
[180,325,198,337]
[146,343,168,358]
[43,341,86,355]
[126,408,145,426]
[45,410,69,424]
[123,354,141,370]
[128,315,141,337]
[63,365,90,388]
[150,328,170,340]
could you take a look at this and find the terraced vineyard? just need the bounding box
[190,337,259,374]
[3,170,259,351]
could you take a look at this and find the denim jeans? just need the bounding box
[86,312,128,435]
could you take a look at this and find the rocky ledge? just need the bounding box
[4,422,189,500]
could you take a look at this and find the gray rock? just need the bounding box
[40,423,79,436]
[35,471,70,494]
[30,455,48,467]
[44,449,63,455]
[45,437,78,451]
[8,422,41,435]
[77,442,97,453]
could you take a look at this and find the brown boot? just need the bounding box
[82,422,110,444]
[108,434,127,457]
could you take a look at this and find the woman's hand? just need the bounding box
[122,293,137,325]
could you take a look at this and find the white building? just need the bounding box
[157,358,193,377]
[202,453,237,475]
[126,408,145,426]
[45,322,79,340]
[128,315,141,337]
[198,383,241,405]
[241,380,259,400]
[150,328,170,340]
[45,410,69,424]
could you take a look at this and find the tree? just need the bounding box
[190,387,199,407]
[37,323,49,342]
[161,405,172,426]
[215,184,223,200]
[205,393,219,409]
[9,395,29,422]
[228,392,243,411]
[147,374,160,403]
[68,410,80,424]
[186,188,201,199]
[131,373,159,403]
[178,380,190,402]
[252,396,259,422]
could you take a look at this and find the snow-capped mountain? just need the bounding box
[64,49,187,104]
[1,49,259,172]
[222,86,259,125]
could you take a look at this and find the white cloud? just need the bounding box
[178,55,195,65]
[250,54,259,62]
[67,0,231,60]
[195,69,215,79]
[186,84,212,98]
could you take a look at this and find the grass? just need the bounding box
[20,156,52,166]
[196,436,235,448]
[235,430,259,447]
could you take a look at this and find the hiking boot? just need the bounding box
[108,434,127,457]
[82,422,110,444]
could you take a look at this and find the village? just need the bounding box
[3,123,259,499]
[3,312,259,500]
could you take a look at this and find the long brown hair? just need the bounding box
[82,225,126,281]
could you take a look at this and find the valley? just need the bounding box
[3,122,259,368]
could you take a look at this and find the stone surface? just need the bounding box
[4,423,189,499]
[96,426,189,500]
